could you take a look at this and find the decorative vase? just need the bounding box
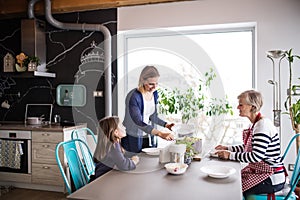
[15,63,27,72]
[184,154,192,165]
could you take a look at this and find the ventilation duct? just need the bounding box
[21,19,56,77]
[27,0,112,116]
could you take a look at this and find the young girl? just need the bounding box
[90,116,139,182]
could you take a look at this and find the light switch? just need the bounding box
[93,91,103,97]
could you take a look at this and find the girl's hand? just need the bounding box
[131,156,139,165]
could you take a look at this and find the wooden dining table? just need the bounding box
[67,153,243,200]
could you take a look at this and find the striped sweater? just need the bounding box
[228,118,285,186]
[229,118,282,166]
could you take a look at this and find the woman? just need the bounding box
[90,116,139,182]
[214,90,286,197]
[121,65,174,153]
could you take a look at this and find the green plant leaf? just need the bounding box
[158,68,233,123]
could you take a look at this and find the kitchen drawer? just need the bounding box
[32,131,62,143]
[32,142,62,164]
[32,163,64,186]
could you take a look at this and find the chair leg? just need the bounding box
[295,186,300,200]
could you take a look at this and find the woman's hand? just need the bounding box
[165,123,175,131]
[131,155,139,165]
[215,150,230,160]
[151,129,174,141]
[215,145,228,150]
[158,132,174,141]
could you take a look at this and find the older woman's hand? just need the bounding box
[215,145,228,150]
[215,150,230,160]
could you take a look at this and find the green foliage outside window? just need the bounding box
[158,68,233,124]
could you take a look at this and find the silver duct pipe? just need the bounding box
[27,0,112,116]
[27,0,41,19]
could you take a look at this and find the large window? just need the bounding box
[117,23,256,154]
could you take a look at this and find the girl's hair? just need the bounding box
[93,116,120,162]
[237,90,263,113]
[137,65,160,93]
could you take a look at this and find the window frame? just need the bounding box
[117,22,257,121]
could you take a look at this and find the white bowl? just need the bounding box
[200,165,236,178]
[164,163,188,175]
[142,148,161,156]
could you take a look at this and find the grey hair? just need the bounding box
[237,90,263,113]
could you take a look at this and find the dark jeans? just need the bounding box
[142,135,158,149]
[243,177,285,198]
[121,134,157,154]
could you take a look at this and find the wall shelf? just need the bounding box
[0,71,56,78]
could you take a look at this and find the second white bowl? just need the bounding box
[164,163,188,175]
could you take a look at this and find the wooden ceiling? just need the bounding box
[0,0,193,19]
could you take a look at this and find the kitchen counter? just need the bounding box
[0,121,88,192]
[0,121,87,132]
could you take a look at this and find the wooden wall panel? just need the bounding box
[0,0,193,19]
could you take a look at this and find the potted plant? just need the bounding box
[24,55,40,71]
[283,49,300,199]
[175,136,202,164]
[15,53,40,72]
[15,52,28,72]
[284,49,300,150]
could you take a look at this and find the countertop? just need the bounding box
[0,121,87,132]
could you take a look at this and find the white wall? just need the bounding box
[118,0,300,166]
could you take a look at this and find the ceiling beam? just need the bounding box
[0,0,193,19]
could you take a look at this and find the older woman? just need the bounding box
[214,90,286,198]
[121,65,174,153]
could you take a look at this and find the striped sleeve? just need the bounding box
[228,144,244,152]
[230,133,272,163]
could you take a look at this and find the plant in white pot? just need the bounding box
[24,55,40,71]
